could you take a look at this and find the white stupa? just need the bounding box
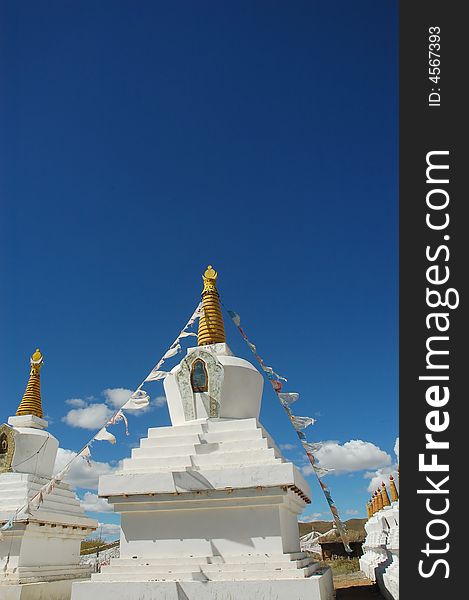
[0,349,98,599]
[360,476,399,600]
[71,266,334,600]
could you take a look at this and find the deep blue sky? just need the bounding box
[1,1,398,530]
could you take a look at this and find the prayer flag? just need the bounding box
[278,392,299,406]
[290,415,315,430]
[122,389,150,410]
[94,427,116,444]
[145,369,170,382]
[163,345,181,360]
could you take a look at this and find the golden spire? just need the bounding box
[376,488,383,511]
[197,265,226,346]
[389,474,399,502]
[381,481,391,507]
[366,501,373,519]
[16,349,44,418]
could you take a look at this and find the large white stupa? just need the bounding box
[0,349,97,599]
[71,266,334,600]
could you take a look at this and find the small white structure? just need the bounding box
[71,267,334,600]
[0,350,97,600]
[359,484,399,600]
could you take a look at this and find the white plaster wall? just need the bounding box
[217,355,263,420]
[10,428,58,479]
[0,579,77,600]
[279,505,301,554]
[17,531,82,567]
[120,504,283,558]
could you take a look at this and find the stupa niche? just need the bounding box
[71,266,334,600]
[0,349,97,599]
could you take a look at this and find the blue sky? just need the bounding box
[0,1,398,536]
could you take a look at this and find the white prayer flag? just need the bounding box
[94,427,117,444]
[302,441,323,454]
[179,331,197,338]
[313,465,333,478]
[122,389,150,410]
[163,344,181,360]
[278,392,299,406]
[145,368,170,382]
[187,303,203,326]
[262,366,287,382]
[290,415,315,430]
[80,446,92,467]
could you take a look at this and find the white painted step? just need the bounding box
[147,424,206,438]
[92,566,319,582]
[113,553,309,566]
[141,434,202,448]
[102,559,314,574]
[138,438,269,455]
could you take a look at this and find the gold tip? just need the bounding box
[389,474,399,502]
[198,265,226,346]
[16,348,44,418]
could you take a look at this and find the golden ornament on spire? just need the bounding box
[366,501,373,519]
[197,265,226,346]
[381,481,391,507]
[16,349,44,418]
[376,488,383,511]
[389,474,399,502]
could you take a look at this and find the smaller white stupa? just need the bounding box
[71,266,334,600]
[359,475,399,600]
[0,349,97,599]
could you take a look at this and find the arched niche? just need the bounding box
[0,424,16,473]
[176,349,224,420]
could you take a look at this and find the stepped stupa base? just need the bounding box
[0,578,90,600]
[72,571,334,600]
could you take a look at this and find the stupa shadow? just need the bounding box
[173,470,215,491]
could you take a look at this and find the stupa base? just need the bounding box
[71,571,334,600]
[0,578,90,600]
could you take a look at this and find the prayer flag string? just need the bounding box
[225,307,352,553]
[0,302,203,534]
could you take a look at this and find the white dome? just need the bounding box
[163,343,264,425]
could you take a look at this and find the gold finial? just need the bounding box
[376,489,383,511]
[372,492,379,514]
[381,481,391,507]
[198,265,226,346]
[389,474,399,502]
[16,349,44,418]
[366,501,373,519]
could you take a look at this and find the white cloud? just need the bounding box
[155,395,167,407]
[54,447,120,490]
[304,440,392,474]
[280,443,296,451]
[394,437,399,461]
[96,522,121,539]
[103,388,132,409]
[62,388,168,431]
[300,512,323,522]
[364,465,398,494]
[345,509,359,515]
[80,492,114,513]
[62,403,113,430]
[66,398,87,407]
